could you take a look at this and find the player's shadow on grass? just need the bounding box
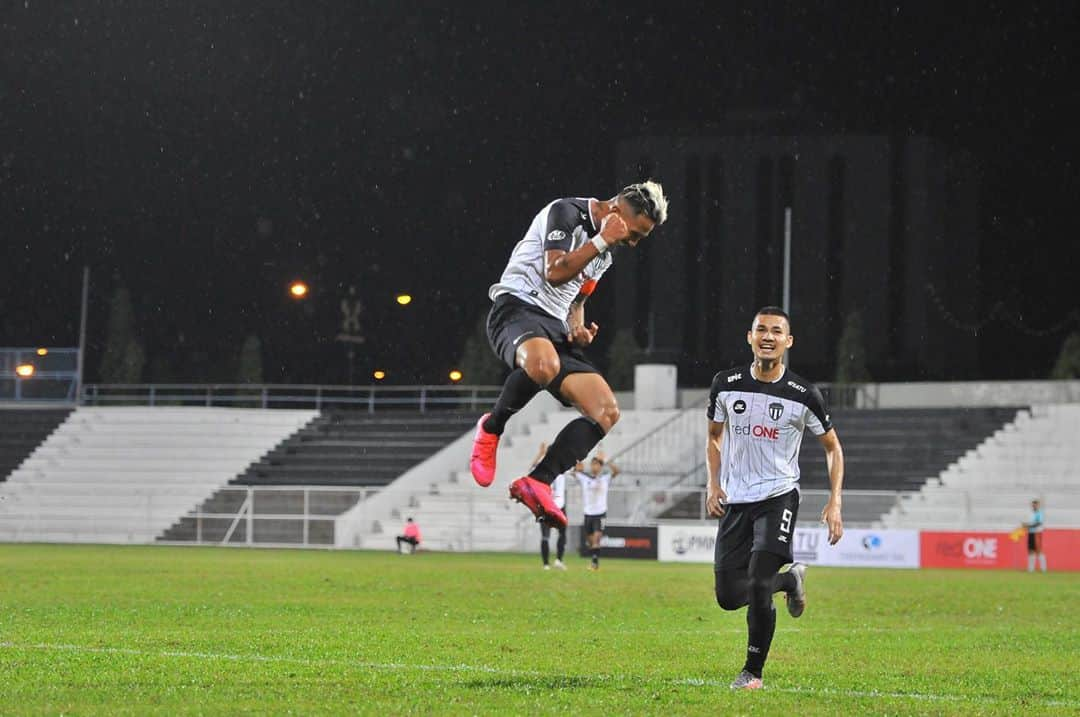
[465,675,607,691]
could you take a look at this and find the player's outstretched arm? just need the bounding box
[705,420,727,517]
[817,428,845,544]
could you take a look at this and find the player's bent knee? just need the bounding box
[585,396,620,432]
[715,588,745,611]
[524,356,561,386]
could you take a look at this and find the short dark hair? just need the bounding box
[755,306,790,330]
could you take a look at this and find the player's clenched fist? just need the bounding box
[568,322,599,347]
[599,212,629,245]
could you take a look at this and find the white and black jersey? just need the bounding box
[577,469,612,516]
[707,366,833,504]
[489,197,614,320]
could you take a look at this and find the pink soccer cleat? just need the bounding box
[509,477,568,528]
[470,413,499,487]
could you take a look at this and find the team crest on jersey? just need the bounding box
[768,402,784,421]
[546,230,567,243]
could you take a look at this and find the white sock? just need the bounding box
[1028,555,1035,572]
[1039,554,1047,572]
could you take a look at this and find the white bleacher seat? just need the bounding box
[0,406,317,543]
[880,404,1080,530]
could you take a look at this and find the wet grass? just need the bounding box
[0,544,1077,715]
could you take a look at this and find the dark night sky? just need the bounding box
[2,2,1077,384]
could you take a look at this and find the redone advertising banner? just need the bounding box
[920,530,1080,570]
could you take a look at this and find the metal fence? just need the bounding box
[0,484,904,549]
[80,383,504,412]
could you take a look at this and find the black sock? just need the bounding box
[541,539,550,565]
[483,368,541,435]
[529,417,605,483]
[591,550,599,564]
[556,530,566,560]
[743,551,785,677]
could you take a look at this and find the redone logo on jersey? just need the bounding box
[732,424,779,440]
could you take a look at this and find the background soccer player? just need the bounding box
[578,452,619,570]
[705,307,845,690]
[531,443,569,570]
[469,182,668,528]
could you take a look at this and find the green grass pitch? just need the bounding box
[1,544,1077,715]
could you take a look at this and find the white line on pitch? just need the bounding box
[2,642,1076,709]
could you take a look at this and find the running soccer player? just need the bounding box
[706,307,845,691]
[578,452,619,570]
[469,182,669,528]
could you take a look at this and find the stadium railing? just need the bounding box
[80,383,504,412]
[6,483,1055,550]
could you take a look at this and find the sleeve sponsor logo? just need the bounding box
[787,380,807,393]
[727,373,742,383]
[546,230,567,243]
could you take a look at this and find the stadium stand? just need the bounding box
[160,410,476,543]
[238,410,476,486]
[0,406,317,543]
[882,404,1080,530]
[0,408,72,483]
[335,394,681,552]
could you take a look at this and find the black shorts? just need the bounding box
[713,489,800,570]
[487,294,599,402]
[1028,532,1043,552]
[583,513,606,534]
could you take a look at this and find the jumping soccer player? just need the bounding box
[706,307,845,690]
[470,182,668,527]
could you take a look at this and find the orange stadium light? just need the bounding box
[15,364,35,378]
[36,348,48,356]
[373,370,387,381]
[289,281,309,299]
[448,369,463,383]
